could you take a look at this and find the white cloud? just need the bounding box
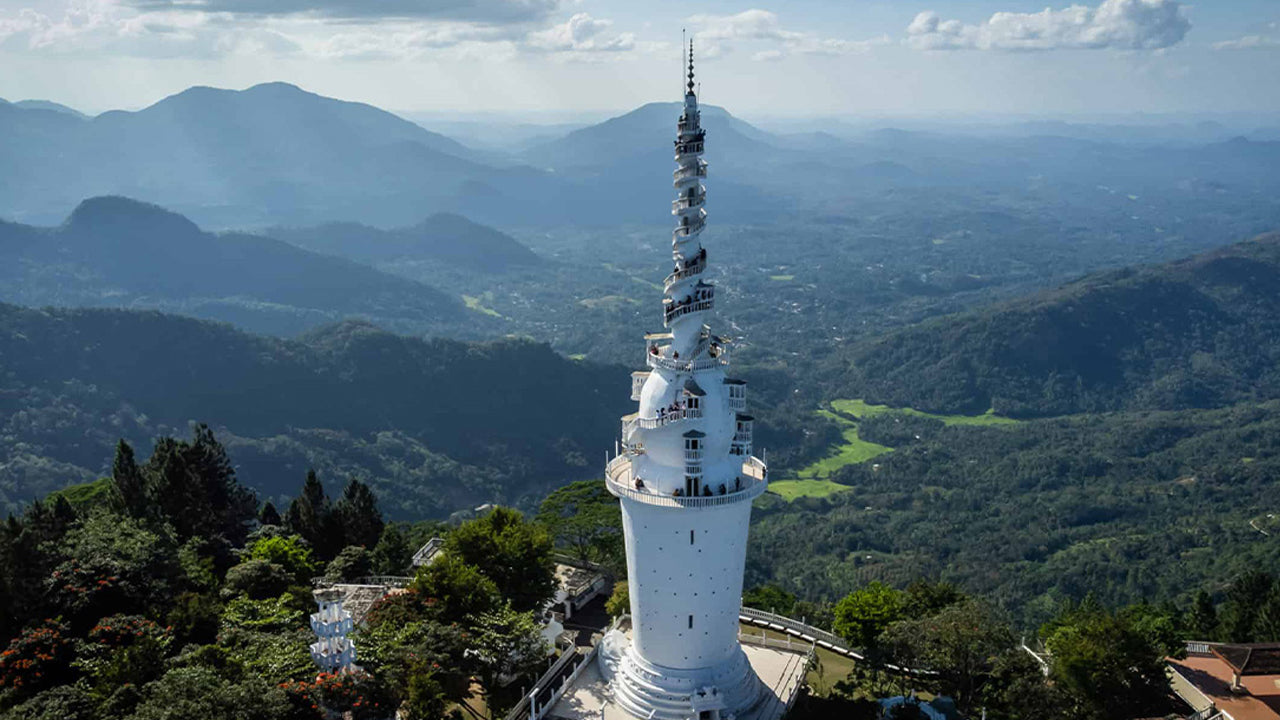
[523,12,635,54]
[1213,35,1280,51]
[125,0,562,24]
[689,9,887,59]
[906,0,1191,52]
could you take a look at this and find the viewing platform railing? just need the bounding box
[673,195,705,213]
[605,455,768,509]
[623,407,702,433]
[674,164,708,182]
[664,298,714,325]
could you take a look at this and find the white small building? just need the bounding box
[310,587,358,674]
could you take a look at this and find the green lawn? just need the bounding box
[767,409,893,501]
[830,398,1019,426]
[461,294,502,318]
[767,478,852,502]
[767,400,1015,502]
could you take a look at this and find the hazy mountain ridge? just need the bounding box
[0,195,478,337]
[0,304,630,517]
[840,231,1280,417]
[269,212,543,272]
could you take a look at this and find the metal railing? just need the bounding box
[664,261,706,289]
[738,607,861,660]
[623,406,702,433]
[674,217,705,238]
[664,298,714,324]
[673,164,708,182]
[673,194,705,213]
[604,455,768,509]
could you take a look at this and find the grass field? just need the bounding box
[767,400,1016,502]
[461,294,502,318]
[767,408,893,501]
[830,398,1018,426]
[767,478,852,502]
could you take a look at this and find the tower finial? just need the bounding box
[687,37,695,95]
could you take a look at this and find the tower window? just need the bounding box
[690,529,695,545]
[688,615,693,629]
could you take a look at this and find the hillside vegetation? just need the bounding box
[0,304,629,517]
[269,213,542,273]
[0,196,481,337]
[838,232,1280,417]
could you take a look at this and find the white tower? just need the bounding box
[310,587,358,674]
[601,40,769,720]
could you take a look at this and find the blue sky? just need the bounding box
[0,0,1277,119]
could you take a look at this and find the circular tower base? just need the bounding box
[610,641,766,720]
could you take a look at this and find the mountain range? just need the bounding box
[4,82,1280,231]
[0,195,482,337]
[0,304,629,518]
[268,213,542,273]
[839,232,1280,417]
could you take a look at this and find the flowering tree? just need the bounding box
[0,621,76,701]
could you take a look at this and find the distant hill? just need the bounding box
[0,82,555,228]
[839,232,1280,417]
[13,99,88,119]
[0,196,477,336]
[270,212,542,272]
[0,305,629,517]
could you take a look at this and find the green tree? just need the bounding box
[901,580,965,620]
[370,524,414,576]
[1045,606,1171,719]
[258,502,282,528]
[1189,590,1219,640]
[881,600,1014,712]
[1220,571,1277,642]
[126,666,292,720]
[335,479,384,550]
[445,507,556,613]
[470,604,549,718]
[410,553,501,624]
[536,480,623,570]
[224,559,294,600]
[49,509,182,626]
[244,535,319,585]
[606,581,630,618]
[742,584,798,616]
[324,546,373,583]
[110,439,148,519]
[73,614,172,693]
[834,581,904,649]
[284,470,334,559]
[144,426,258,544]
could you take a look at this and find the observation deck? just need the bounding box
[622,406,703,435]
[605,454,768,509]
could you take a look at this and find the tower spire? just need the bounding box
[687,38,696,95]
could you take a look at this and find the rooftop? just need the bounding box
[1168,653,1280,720]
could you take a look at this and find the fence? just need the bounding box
[738,607,863,661]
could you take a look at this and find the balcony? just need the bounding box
[675,140,705,156]
[622,406,703,434]
[664,298,714,325]
[672,194,705,213]
[663,248,707,289]
[604,454,769,509]
[674,163,708,182]
[674,216,705,238]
